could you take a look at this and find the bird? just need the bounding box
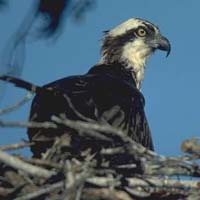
[0,18,170,159]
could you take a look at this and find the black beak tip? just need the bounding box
[166,47,171,57]
[166,41,171,57]
[158,36,171,58]
[162,37,171,57]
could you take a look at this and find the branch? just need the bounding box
[52,116,200,178]
[0,150,55,178]
[0,106,200,199]
[0,92,33,115]
[0,141,34,151]
[14,181,64,200]
[0,120,57,129]
[181,138,200,157]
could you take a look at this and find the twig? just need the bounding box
[87,176,121,187]
[62,94,95,123]
[0,141,34,151]
[87,176,200,190]
[127,176,200,189]
[52,115,113,141]
[0,92,33,115]
[181,138,200,157]
[83,188,132,200]
[19,157,62,169]
[0,120,57,129]
[101,147,125,155]
[0,150,55,178]
[14,181,64,200]
[63,156,93,200]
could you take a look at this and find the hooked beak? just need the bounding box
[149,35,171,57]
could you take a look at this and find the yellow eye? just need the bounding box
[136,28,147,37]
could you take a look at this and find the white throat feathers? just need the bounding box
[100,37,153,89]
[121,39,152,89]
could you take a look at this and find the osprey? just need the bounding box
[0,18,170,158]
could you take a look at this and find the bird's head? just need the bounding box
[101,18,171,89]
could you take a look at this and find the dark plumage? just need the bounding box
[28,63,153,157]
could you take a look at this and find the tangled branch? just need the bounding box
[0,115,200,199]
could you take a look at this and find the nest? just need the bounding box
[1,110,200,200]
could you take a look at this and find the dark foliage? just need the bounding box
[0,0,6,8]
[36,0,96,37]
[37,0,70,37]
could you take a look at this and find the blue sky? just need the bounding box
[0,0,200,157]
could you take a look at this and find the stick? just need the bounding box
[0,150,55,178]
